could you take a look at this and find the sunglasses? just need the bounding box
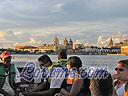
[115,68,124,72]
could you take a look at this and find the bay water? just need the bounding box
[12,54,128,74]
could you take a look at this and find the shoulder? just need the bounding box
[74,78,84,85]
[0,63,5,68]
[10,63,17,67]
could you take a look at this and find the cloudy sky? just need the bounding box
[0,0,128,48]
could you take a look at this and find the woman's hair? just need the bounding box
[91,70,113,96]
[118,59,128,69]
[68,56,82,69]
[38,54,52,65]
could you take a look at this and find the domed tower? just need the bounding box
[108,37,113,48]
[63,38,68,49]
[69,38,73,49]
[53,36,59,52]
[53,36,59,45]
[69,38,73,44]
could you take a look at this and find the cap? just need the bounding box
[1,51,11,59]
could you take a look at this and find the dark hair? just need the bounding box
[58,49,67,59]
[38,54,52,65]
[91,70,113,96]
[118,59,128,69]
[68,56,82,69]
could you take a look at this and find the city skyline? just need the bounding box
[0,0,128,48]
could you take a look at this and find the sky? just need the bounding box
[0,0,128,48]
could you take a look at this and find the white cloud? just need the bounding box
[13,31,23,36]
[74,40,82,44]
[0,0,128,48]
[97,32,128,47]
[0,32,6,38]
[51,3,63,13]
[15,38,42,46]
[27,38,42,46]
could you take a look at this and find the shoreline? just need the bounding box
[12,53,128,56]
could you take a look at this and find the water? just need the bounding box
[11,54,128,74]
[1,54,128,95]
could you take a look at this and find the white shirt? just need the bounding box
[50,79,64,88]
[116,83,126,96]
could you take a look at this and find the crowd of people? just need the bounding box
[0,50,128,96]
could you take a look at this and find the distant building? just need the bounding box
[63,38,73,52]
[38,44,55,52]
[15,36,74,53]
[123,39,128,46]
[15,46,38,52]
[15,46,24,50]
[121,46,128,55]
[74,44,84,50]
[108,37,113,48]
[53,36,60,52]
[68,38,73,52]
[115,42,123,47]
[73,40,84,50]
[63,38,68,49]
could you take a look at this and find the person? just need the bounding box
[55,56,91,96]
[0,51,20,96]
[49,49,68,93]
[124,82,128,96]
[24,50,68,96]
[39,50,68,95]
[38,54,53,68]
[23,54,53,96]
[112,59,128,96]
[53,49,67,67]
[90,70,113,96]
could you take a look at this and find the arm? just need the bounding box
[60,79,83,96]
[68,79,83,96]
[14,65,21,84]
[24,88,58,96]
[30,81,50,92]
[60,88,69,95]
[0,88,10,96]
[14,65,21,96]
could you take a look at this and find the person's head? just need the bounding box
[115,59,128,74]
[38,54,52,67]
[67,56,82,70]
[0,51,12,67]
[57,49,67,60]
[90,70,113,96]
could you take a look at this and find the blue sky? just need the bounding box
[0,0,128,48]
